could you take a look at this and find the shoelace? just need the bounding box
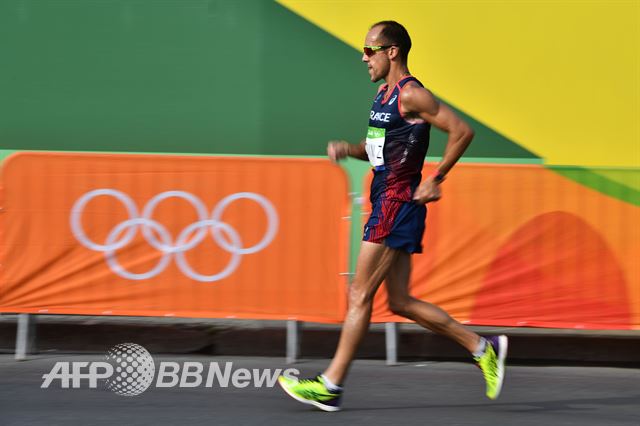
[297,377,322,386]
[484,350,498,378]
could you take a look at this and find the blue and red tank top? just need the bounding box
[365,75,431,202]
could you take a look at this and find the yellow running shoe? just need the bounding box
[278,375,342,412]
[474,335,508,399]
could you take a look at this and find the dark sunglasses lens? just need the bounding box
[363,47,374,56]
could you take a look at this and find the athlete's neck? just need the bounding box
[384,67,411,89]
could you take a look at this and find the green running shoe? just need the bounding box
[474,335,508,399]
[278,375,342,412]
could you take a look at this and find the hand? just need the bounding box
[327,140,350,163]
[412,177,442,204]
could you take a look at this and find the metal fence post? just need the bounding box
[15,314,37,361]
[286,320,302,364]
[385,322,398,365]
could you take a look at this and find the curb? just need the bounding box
[1,315,639,366]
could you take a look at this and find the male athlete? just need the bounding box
[279,21,507,411]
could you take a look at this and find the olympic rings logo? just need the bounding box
[70,189,278,282]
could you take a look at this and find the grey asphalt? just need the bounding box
[1,355,639,426]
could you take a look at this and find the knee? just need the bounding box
[348,286,375,310]
[388,297,414,318]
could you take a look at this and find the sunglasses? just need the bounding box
[363,45,396,56]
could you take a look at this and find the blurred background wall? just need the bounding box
[1,0,550,160]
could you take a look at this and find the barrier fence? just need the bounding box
[0,152,350,322]
[1,153,638,361]
[369,164,640,330]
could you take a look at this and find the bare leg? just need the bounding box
[385,251,480,353]
[323,241,400,385]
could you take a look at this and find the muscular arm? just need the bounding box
[400,84,475,203]
[402,84,474,175]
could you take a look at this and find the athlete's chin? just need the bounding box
[367,68,378,82]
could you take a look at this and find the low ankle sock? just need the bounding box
[472,337,487,358]
[320,375,343,392]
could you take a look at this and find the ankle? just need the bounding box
[472,337,487,358]
[320,374,343,392]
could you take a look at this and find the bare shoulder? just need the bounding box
[400,82,438,115]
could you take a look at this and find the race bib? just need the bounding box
[365,126,385,167]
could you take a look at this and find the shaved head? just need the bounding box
[370,21,411,64]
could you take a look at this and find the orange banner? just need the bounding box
[0,153,350,322]
[368,164,640,330]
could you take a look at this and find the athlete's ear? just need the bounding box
[388,45,399,61]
